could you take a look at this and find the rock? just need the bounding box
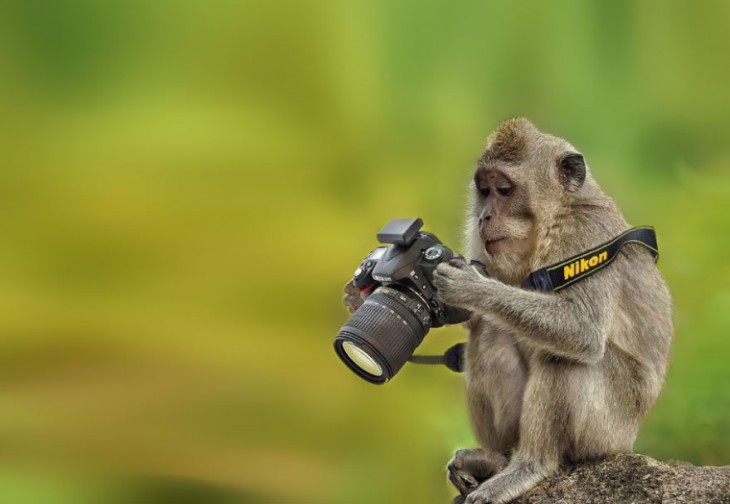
[453,454,730,503]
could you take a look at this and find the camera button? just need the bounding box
[424,246,444,261]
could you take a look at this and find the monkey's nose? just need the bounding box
[478,215,491,226]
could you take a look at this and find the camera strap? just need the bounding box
[521,226,658,292]
[408,343,465,373]
[408,226,659,373]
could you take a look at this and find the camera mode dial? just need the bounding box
[424,245,444,261]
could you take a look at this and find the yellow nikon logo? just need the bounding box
[563,251,609,280]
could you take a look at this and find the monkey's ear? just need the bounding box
[557,153,586,192]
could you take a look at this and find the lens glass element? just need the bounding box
[342,341,383,377]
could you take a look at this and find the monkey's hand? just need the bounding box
[433,259,500,313]
[342,279,364,314]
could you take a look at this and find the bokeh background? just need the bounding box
[0,1,728,503]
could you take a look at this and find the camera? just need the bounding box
[333,218,472,384]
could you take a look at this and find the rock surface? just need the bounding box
[453,454,730,503]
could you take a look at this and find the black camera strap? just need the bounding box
[521,226,658,292]
[408,343,465,373]
[408,226,659,373]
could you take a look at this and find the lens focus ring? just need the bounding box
[376,286,432,329]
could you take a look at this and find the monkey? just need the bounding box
[342,279,364,314]
[430,118,673,504]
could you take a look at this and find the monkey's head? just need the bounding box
[466,117,595,285]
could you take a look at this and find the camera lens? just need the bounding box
[334,286,429,384]
[341,341,383,378]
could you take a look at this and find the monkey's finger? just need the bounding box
[343,280,360,296]
[435,263,458,278]
[342,294,363,313]
[432,271,451,289]
[448,257,469,269]
[432,276,445,292]
[465,492,490,504]
[448,471,479,496]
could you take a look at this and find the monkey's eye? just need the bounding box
[479,187,490,197]
[496,186,513,197]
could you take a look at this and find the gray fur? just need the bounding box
[434,118,673,504]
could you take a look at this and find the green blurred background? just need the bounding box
[0,1,728,502]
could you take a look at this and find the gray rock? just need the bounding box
[453,454,730,503]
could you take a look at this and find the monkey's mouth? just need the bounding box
[484,238,507,255]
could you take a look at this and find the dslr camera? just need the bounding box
[333,218,472,384]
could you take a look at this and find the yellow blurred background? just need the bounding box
[0,1,728,502]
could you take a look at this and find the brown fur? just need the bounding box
[480,117,531,164]
[433,118,673,504]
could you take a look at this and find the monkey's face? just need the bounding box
[465,118,590,284]
[472,167,535,264]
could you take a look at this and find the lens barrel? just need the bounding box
[334,286,430,384]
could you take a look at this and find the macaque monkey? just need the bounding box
[432,118,672,504]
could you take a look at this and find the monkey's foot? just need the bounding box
[464,458,547,504]
[447,448,508,499]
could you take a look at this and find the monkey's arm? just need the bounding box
[434,262,608,364]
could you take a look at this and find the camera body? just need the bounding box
[334,218,471,384]
[353,218,471,329]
